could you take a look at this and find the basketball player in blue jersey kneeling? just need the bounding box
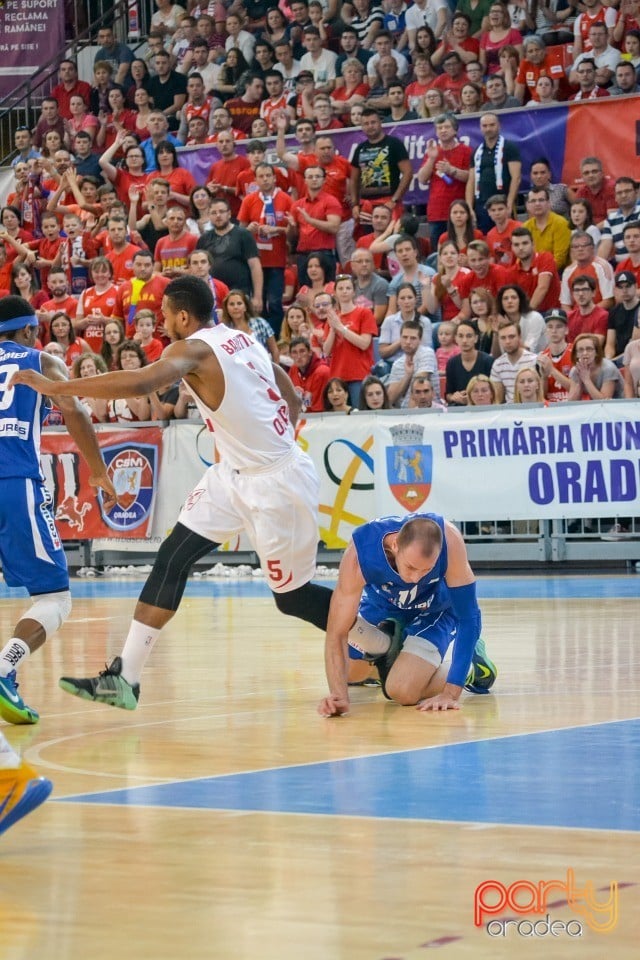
[318,513,497,717]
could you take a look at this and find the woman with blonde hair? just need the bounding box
[331,59,370,118]
[467,374,498,405]
[513,367,544,403]
[480,5,523,76]
[71,352,109,422]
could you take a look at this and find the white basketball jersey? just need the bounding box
[184,324,295,470]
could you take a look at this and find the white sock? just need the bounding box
[348,618,392,657]
[0,638,31,678]
[120,620,160,685]
[0,732,20,770]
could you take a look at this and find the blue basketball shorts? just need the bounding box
[354,594,458,665]
[0,477,69,595]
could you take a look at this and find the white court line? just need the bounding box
[48,801,640,836]
[49,714,640,800]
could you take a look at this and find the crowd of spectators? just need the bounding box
[3,0,640,428]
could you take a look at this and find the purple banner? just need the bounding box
[178,104,569,206]
[0,0,65,100]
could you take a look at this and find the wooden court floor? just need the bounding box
[1,576,639,960]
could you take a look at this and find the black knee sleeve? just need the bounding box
[139,522,219,612]
[273,581,333,631]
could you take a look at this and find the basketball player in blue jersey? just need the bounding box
[0,296,115,833]
[13,276,334,711]
[318,514,497,717]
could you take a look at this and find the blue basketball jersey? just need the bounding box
[352,512,451,615]
[0,340,47,480]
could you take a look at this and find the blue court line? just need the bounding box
[58,718,640,832]
[0,575,639,600]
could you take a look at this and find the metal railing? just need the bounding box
[0,0,151,164]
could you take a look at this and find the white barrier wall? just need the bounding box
[90,401,640,554]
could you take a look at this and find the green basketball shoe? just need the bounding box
[59,657,140,710]
[464,638,497,694]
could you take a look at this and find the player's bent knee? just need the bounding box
[384,676,421,706]
[25,590,72,637]
[273,587,304,618]
[139,523,218,611]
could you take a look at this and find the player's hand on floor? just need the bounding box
[318,695,350,717]
[416,693,461,712]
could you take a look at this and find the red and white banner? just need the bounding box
[41,426,162,540]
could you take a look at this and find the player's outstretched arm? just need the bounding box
[39,353,116,510]
[318,541,365,718]
[12,341,206,401]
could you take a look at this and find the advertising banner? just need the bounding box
[372,403,640,521]
[47,403,640,548]
[0,0,65,100]
[41,426,162,540]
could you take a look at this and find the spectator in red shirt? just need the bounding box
[205,130,251,217]
[99,131,150,206]
[51,60,92,119]
[485,194,520,267]
[289,165,342,285]
[224,76,266,135]
[432,52,467,111]
[36,268,78,342]
[133,309,165,363]
[567,274,609,343]
[455,240,509,319]
[568,58,611,102]
[104,215,141,283]
[154,206,199,279]
[114,249,170,337]
[238,162,293,336]
[48,310,90,370]
[417,113,472,251]
[289,336,331,412]
[147,141,198,209]
[236,139,291,199]
[321,274,378,405]
[74,257,119,353]
[506,227,561,314]
[32,98,70,151]
[514,36,562,104]
[568,156,617,227]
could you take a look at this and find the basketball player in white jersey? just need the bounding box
[13,276,333,710]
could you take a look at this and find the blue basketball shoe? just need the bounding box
[0,672,39,725]
[0,761,52,836]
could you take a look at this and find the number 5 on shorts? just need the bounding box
[267,559,284,583]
